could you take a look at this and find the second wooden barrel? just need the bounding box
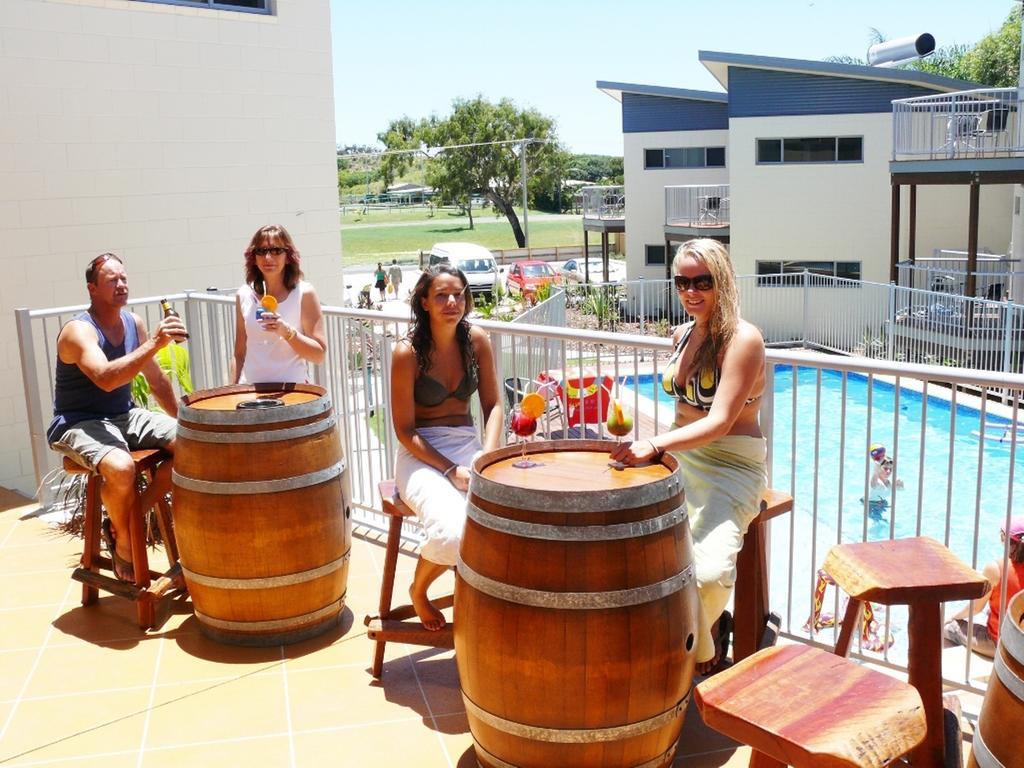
[456,440,698,768]
[172,383,350,646]
[969,589,1024,768]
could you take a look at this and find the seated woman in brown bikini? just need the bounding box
[391,265,503,630]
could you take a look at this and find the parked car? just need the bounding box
[560,257,627,284]
[427,242,501,300]
[506,259,561,295]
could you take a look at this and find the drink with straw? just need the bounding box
[256,293,278,321]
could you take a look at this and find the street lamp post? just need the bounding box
[521,138,529,249]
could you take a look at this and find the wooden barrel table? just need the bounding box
[171,383,350,646]
[969,590,1024,768]
[455,440,698,768]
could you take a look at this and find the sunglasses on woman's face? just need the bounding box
[673,273,714,292]
[254,247,288,257]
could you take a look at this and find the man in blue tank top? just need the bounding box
[48,253,187,582]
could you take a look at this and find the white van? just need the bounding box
[427,242,501,301]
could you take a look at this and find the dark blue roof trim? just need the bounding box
[596,80,728,104]
[622,93,729,133]
[699,50,984,91]
[728,67,950,117]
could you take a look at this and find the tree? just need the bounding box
[961,6,1021,87]
[378,97,563,247]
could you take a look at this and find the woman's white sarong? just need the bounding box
[672,434,767,664]
[394,425,481,566]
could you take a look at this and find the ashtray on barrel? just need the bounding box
[172,383,351,646]
[455,439,698,768]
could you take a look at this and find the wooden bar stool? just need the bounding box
[733,488,793,662]
[696,643,927,767]
[363,479,453,678]
[64,448,183,629]
[823,537,989,767]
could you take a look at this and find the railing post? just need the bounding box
[15,307,50,493]
[802,269,809,344]
[184,290,209,392]
[1003,301,1015,403]
[638,277,645,335]
[887,282,896,361]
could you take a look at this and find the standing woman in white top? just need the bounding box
[231,225,327,384]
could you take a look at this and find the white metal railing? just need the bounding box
[580,185,625,221]
[897,256,1024,301]
[556,273,1024,376]
[665,184,730,228]
[17,291,1024,699]
[892,87,1024,160]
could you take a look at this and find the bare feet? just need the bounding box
[409,557,449,631]
[409,585,446,631]
[696,610,733,677]
[100,517,135,583]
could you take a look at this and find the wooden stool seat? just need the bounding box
[64,448,183,629]
[364,479,454,678]
[733,488,793,662]
[824,537,989,767]
[696,644,927,768]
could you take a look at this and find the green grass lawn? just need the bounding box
[341,215,585,267]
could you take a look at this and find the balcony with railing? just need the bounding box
[664,184,730,232]
[891,87,1024,165]
[896,251,1024,301]
[580,184,625,232]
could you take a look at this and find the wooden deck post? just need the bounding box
[908,184,917,265]
[890,183,900,283]
[966,180,980,299]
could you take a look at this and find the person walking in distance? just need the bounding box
[48,253,186,582]
[388,259,404,300]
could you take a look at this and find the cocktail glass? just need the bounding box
[510,403,539,469]
[606,398,634,470]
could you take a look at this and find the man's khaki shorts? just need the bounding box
[51,409,176,472]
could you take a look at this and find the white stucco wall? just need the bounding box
[2,0,340,494]
[726,113,1013,282]
[623,129,729,278]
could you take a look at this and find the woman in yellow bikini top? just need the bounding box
[609,238,767,677]
[662,324,761,412]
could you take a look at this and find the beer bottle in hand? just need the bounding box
[159,298,189,341]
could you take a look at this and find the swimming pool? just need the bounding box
[626,364,1022,656]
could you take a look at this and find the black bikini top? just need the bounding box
[414,363,479,407]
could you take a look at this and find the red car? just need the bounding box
[506,259,561,295]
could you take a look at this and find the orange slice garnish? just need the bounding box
[521,392,545,419]
[260,295,278,312]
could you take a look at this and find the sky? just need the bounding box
[331,0,1018,157]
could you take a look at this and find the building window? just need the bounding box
[756,260,861,285]
[134,0,271,12]
[644,147,726,169]
[645,245,666,266]
[757,137,863,164]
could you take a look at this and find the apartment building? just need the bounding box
[599,51,1013,285]
[3,0,340,494]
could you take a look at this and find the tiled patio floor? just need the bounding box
[0,486,983,767]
